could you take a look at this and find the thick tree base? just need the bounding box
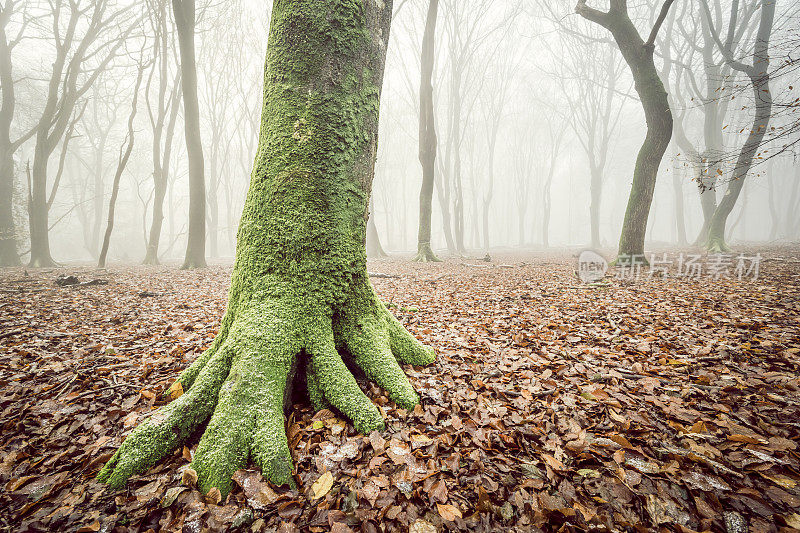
[28,257,58,268]
[411,243,441,263]
[97,277,434,498]
[705,235,732,253]
[180,258,207,270]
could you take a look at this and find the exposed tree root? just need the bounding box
[706,236,732,253]
[412,242,441,263]
[98,278,434,498]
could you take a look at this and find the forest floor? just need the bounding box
[1,246,799,533]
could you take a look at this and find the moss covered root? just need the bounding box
[98,282,435,498]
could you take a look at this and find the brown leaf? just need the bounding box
[181,468,198,487]
[311,471,334,500]
[437,503,463,521]
[205,487,222,505]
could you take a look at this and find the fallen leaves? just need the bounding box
[1,252,799,532]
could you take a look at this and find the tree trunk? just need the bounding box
[672,161,687,245]
[577,0,675,260]
[144,74,180,265]
[786,163,800,239]
[28,144,56,267]
[366,195,386,258]
[173,0,206,269]
[589,163,601,248]
[0,19,19,266]
[98,66,143,268]
[99,0,434,499]
[90,133,107,257]
[413,0,440,263]
[705,0,774,252]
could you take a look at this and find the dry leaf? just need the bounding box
[167,381,183,400]
[437,503,463,521]
[311,471,334,500]
[205,487,222,505]
[181,468,198,487]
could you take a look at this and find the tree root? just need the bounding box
[98,278,435,498]
[411,242,441,263]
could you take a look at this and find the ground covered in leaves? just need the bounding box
[1,247,800,532]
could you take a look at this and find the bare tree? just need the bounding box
[556,32,627,248]
[172,0,206,269]
[700,0,776,251]
[413,0,440,262]
[0,0,36,266]
[144,0,181,265]
[24,0,139,267]
[99,63,145,267]
[576,0,675,261]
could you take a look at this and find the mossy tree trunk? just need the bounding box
[413,0,441,263]
[701,0,774,252]
[99,0,435,498]
[577,0,675,260]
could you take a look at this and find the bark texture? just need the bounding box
[99,0,434,498]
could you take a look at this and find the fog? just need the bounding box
[2,0,799,266]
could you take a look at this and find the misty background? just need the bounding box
[2,0,799,265]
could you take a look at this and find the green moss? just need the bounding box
[98,0,434,499]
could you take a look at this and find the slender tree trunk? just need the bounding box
[173,0,206,269]
[705,0,775,252]
[451,67,465,254]
[672,161,687,245]
[589,163,601,248]
[99,67,144,267]
[766,162,779,241]
[366,195,386,258]
[100,0,434,500]
[785,163,800,239]
[144,76,180,265]
[577,0,675,260]
[90,134,107,257]
[413,0,440,263]
[28,142,56,267]
[0,26,19,266]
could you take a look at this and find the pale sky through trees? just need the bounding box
[3,0,799,264]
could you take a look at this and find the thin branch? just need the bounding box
[645,0,676,49]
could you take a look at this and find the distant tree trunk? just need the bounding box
[173,0,206,269]
[703,0,775,252]
[672,161,687,245]
[99,67,144,268]
[766,161,779,241]
[0,17,18,266]
[413,0,440,263]
[577,0,675,260]
[366,195,386,258]
[785,164,800,239]
[589,163,601,248]
[451,65,465,254]
[144,75,180,265]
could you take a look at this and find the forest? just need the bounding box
[0,0,799,531]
